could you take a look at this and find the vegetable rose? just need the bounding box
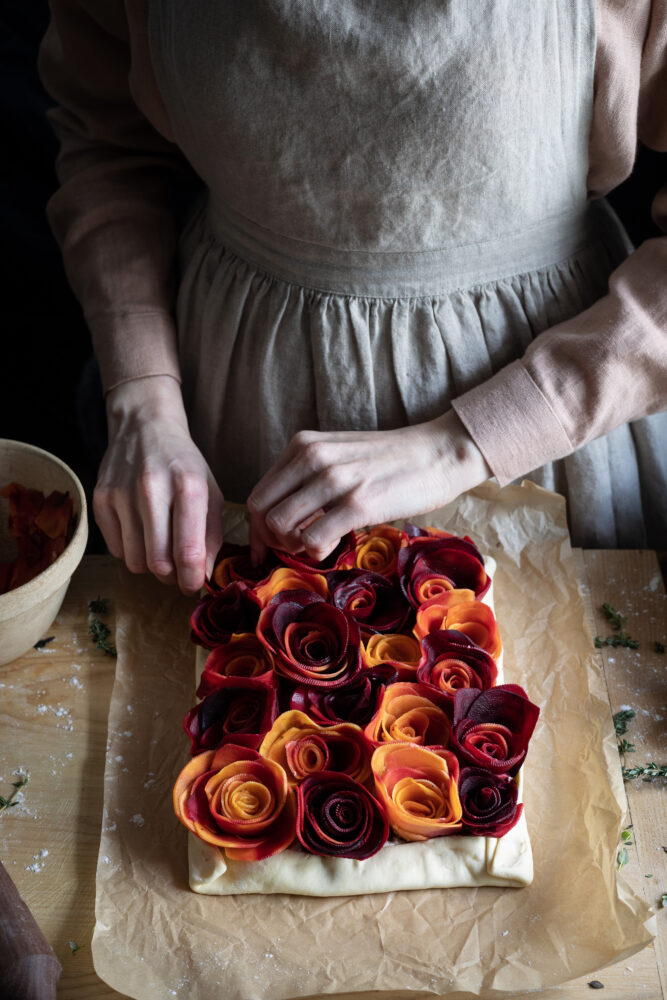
[207,542,279,593]
[337,524,407,576]
[450,685,540,775]
[371,743,462,841]
[414,596,502,659]
[328,569,411,634]
[364,682,452,747]
[197,634,274,696]
[257,589,361,689]
[259,709,373,785]
[173,744,296,860]
[363,632,422,680]
[254,567,328,607]
[296,771,389,859]
[417,629,497,695]
[398,534,490,608]
[290,663,398,726]
[190,582,261,649]
[276,532,356,573]
[458,766,522,837]
[185,675,279,753]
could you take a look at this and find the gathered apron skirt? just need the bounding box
[148,0,667,547]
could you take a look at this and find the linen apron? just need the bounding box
[149,0,666,547]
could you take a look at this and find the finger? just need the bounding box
[247,434,333,516]
[204,477,225,580]
[172,473,208,594]
[115,499,149,574]
[136,472,175,580]
[299,500,365,562]
[93,488,124,559]
[248,517,268,566]
[263,467,351,550]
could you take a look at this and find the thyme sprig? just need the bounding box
[0,772,29,815]
[594,602,640,650]
[88,596,117,657]
[621,763,667,782]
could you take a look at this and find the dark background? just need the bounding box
[1,5,666,555]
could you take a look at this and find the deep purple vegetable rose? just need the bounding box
[296,771,389,859]
[290,663,399,726]
[190,582,261,649]
[184,674,279,754]
[327,569,411,634]
[450,684,540,775]
[458,767,522,837]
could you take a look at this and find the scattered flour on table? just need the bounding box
[25,849,49,873]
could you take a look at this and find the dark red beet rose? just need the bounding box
[206,542,279,594]
[450,684,540,776]
[458,767,523,837]
[296,771,389,859]
[397,534,490,608]
[257,589,361,689]
[290,663,399,726]
[417,629,498,697]
[275,532,356,573]
[190,582,261,649]
[327,569,411,634]
[185,675,279,754]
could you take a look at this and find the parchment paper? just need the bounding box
[91,481,655,1000]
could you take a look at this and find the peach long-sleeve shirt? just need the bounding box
[39,0,667,487]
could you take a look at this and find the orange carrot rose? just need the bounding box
[364,682,452,747]
[371,743,462,841]
[197,633,274,696]
[254,567,328,607]
[173,744,296,860]
[339,524,407,576]
[259,709,373,785]
[363,632,422,680]
[414,597,502,659]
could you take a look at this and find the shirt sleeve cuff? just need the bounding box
[451,360,574,487]
[88,309,182,394]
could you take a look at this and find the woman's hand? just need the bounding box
[93,375,224,594]
[247,410,491,563]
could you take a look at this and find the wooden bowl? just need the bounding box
[0,440,88,665]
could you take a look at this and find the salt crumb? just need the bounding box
[130,813,145,827]
[501,930,509,937]
[69,677,83,690]
[25,862,44,873]
[126,704,134,714]
[36,705,48,715]
[144,778,157,790]
[101,855,111,864]
[114,755,124,763]
[103,821,117,833]
[65,752,73,760]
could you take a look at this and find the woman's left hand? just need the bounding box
[247,410,492,563]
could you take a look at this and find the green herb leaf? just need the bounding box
[0,772,29,816]
[621,830,632,843]
[594,636,604,649]
[622,763,667,782]
[661,893,667,908]
[602,603,626,632]
[644,874,653,878]
[655,641,665,654]
[88,596,110,615]
[616,847,629,869]
[68,940,84,954]
[613,709,636,736]
[617,739,636,755]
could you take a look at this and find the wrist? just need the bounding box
[105,375,188,432]
[429,410,492,492]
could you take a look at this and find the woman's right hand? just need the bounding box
[93,375,224,594]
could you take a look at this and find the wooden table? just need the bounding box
[0,553,665,1000]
